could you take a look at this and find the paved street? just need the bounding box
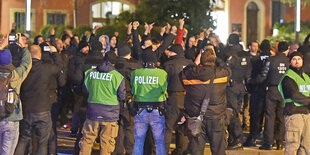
[56,127,284,155]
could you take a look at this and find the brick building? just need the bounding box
[0,0,139,35]
[0,0,310,44]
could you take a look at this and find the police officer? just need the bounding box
[163,44,193,154]
[259,42,290,150]
[79,56,126,154]
[244,40,271,147]
[131,48,168,155]
[224,34,252,150]
[113,44,143,155]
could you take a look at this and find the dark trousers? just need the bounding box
[249,90,266,140]
[165,92,188,155]
[48,101,62,154]
[112,102,134,155]
[15,111,52,155]
[188,117,226,155]
[226,83,245,144]
[72,93,87,154]
[263,87,285,145]
[71,93,87,134]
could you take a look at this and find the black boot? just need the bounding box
[243,137,256,147]
[259,144,272,150]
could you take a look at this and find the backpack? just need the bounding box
[0,73,15,120]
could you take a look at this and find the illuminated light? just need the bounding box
[273,29,279,36]
[211,11,228,44]
[296,0,301,32]
[25,0,31,32]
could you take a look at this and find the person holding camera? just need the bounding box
[130,48,168,155]
[0,34,32,155]
[14,45,64,155]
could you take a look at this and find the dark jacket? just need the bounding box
[164,55,193,92]
[115,57,143,97]
[132,29,175,61]
[218,44,243,61]
[86,61,126,122]
[21,54,65,113]
[180,61,231,119]
[227,50,251,82]
[281,66,310,115]
[267,53,290,87]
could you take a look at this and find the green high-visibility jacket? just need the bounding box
[131,68,167,102]
[84,68,124,105]
[278,69,310,107]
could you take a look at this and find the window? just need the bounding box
[10,9,35,32]
[43,10,69,26]
[272,1,285,27]
[14,12,26,30]
[91,1,133,25]
[47,13,66,25]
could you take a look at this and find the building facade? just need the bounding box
[0,0,139,35]
[1,0,310,44]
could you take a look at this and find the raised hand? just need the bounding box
[179,18,185,29]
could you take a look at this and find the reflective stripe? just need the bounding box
[183,76,228,85]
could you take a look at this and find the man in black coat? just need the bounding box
[113,44,143,155]
[163,44,193,154]
[15,45,65,155]
[260,42,290,150]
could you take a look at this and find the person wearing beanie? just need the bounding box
[180,48,230,155]
[298,44,310,76]
[163,43,193,154]
[130,46,168,155]
[67,35,94,154]
[0,36,32,155]
[259,41,290,150]
[278,52,310,154]
[112,44,142,155]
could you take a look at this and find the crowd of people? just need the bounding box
[0,18,310,155]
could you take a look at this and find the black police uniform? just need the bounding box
[244,53,269,146]
[113,57,142,155]
[226,49,252,149]
[163,53,193,154]
[262,53,289,148]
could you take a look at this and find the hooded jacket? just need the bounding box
[0,48,32,121]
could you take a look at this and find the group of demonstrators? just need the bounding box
[0,17,310,155]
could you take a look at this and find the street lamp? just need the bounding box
[296,0,300,43]
[25,0,31,36]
